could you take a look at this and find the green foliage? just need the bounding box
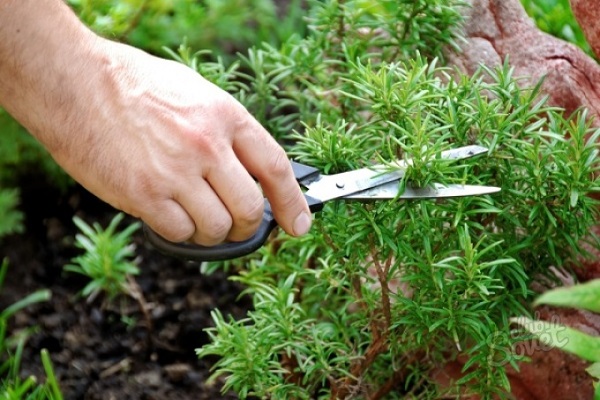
[190,1,600,398]
[534,278,600,313]
[172,0,466,142]
[0,189,24,241]
[520,0,594,57]
[0,109,72,191]
[0,259,61,400]
[513,279,600,399]
[64,213,141,301]
[68,0,307,57]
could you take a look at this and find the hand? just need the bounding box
[70,40,312,245]
[0,1,311,246]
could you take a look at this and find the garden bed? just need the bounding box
[0,172,249,399]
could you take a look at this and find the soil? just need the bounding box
[1,173,252,400]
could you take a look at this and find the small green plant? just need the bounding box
[63,214,154,337]
[64,213,141,301]
[0,258,62,400]
[512,279,600,399]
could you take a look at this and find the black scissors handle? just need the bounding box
[143,161,324,262]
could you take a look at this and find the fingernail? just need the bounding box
[293,212,312,236]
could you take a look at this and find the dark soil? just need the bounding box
[1,174,251,399]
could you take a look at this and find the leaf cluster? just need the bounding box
[513,278,600,399]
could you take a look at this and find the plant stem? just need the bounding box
[126,275,154,350]
[371,247,392,330]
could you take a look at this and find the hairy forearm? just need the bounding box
[0,0,99,152]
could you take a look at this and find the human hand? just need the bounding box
[63,39,312,245]
[0,0,311,246]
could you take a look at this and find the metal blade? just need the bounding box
[303,145,490,202]
[344,182,501,200]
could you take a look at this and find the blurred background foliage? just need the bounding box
[67,0,308,56]
[520,0,594,57]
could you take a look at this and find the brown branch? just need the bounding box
[332,334,389,399]
[370,248,392,330]
[367,350,427,400]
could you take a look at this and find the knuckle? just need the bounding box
[142,209,195,244]
[229,107,253,132]
[186,128,221,160]
[266,147,292,179]
[196,214,232,245]
[163,226,195,243]
[234,195,265,229]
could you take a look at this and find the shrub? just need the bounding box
[188,1,600,398]
[64,213,141,302]
[68,0,307,57]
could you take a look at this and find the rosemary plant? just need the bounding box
[65,213,140,301]
[185,0,600,398]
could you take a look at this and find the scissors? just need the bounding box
[143,145,500,261]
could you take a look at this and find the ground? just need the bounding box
[1,173,251,399]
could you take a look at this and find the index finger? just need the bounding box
[232,117,312,237]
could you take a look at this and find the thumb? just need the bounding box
[233,120,312,237]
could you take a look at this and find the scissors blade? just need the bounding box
[345,182,501,200]
[302,145,489,202]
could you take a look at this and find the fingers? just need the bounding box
[204,151,265,242]
[136,85,309,245]
[139,198,196,244]
[232,115,312,237]
[145,161,264,246]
